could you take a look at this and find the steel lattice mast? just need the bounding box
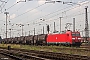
[85,6,89,41]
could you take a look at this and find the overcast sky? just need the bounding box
[0,0,90,38]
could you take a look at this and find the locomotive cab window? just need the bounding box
[72,33,76,36]
[76,33,80,36]
[72,33,80,36]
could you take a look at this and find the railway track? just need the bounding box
[0,47,90,60]
[0,52,23,60]
[0,48,52,60]
[0,53,16,60]
[80,44,90,49]
[80,46,89,48]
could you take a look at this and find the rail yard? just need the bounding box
[0,44,89,60]
[0,0,90,60]
[0,45,89,60]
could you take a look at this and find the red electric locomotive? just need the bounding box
[47,30,81,46]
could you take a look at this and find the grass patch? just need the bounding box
[0,44,21,48]
[0,44,90,57]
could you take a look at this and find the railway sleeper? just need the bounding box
[80,56,90,60]
[68,56,74,60]
[5,51,49,59]
[38,54,66,60]
[36,52,73,60]
[0,52,25,60]
[16,52,51,60]
[20,53,51,60]
[1,48,90,60]
[1,51,28,60]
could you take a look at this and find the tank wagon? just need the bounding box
[36,34,47,45]
[0,30,81,47]
[24,35,33,45]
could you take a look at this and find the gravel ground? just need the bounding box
[0,54,15,60]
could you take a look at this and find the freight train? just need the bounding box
[0,30,81,47]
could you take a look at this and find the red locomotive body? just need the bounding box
[47,34,71,44]
[47,30,81,46]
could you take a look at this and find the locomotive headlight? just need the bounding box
[78,38,81,39]
[72,38,75,39]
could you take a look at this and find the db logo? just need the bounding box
[56,37,57,39]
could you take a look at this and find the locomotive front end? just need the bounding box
[71,32,81,46]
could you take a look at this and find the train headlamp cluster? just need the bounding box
[72,38,81,40]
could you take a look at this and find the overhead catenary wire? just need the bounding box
[10,3,46,21]
[25,1,90,29]
[31,1,90,24]
[0,0,7,3]
[22,4,73,25]
[0,0,8,12]
[1,0,89,25]
[10,0,89,24]
[0,0,25,14]
[0,0,9,23]
[14,3,58,23]
[0,0,24,23]
[10,2,28,15]
[10,1,52,19]
[6,2,18,10]
[32,11,90,28]
[9,0,79,21]
[0,1,9,14]
[0,0,89,32]
[43,1,90,19]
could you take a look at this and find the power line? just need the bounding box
[10,3,46,20]
[0,0,8,12]
[3,0,9,8]
[6,0,27,10]
[10,0,75,21]
[32,3,90,24]
[0,0,89,30]
[23,0,90,25]
[0,0,7,3]
[44,1,90,20]
[13,3,53,23]
[35,11,90,26]
[10,0,49,15]
[0,0,9,14]
[0,0,26,14]
[6,3,18,10]
[23,5,72,24]
[10,2,27,15]
[44,1,89,19]
[10,0,88,23]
